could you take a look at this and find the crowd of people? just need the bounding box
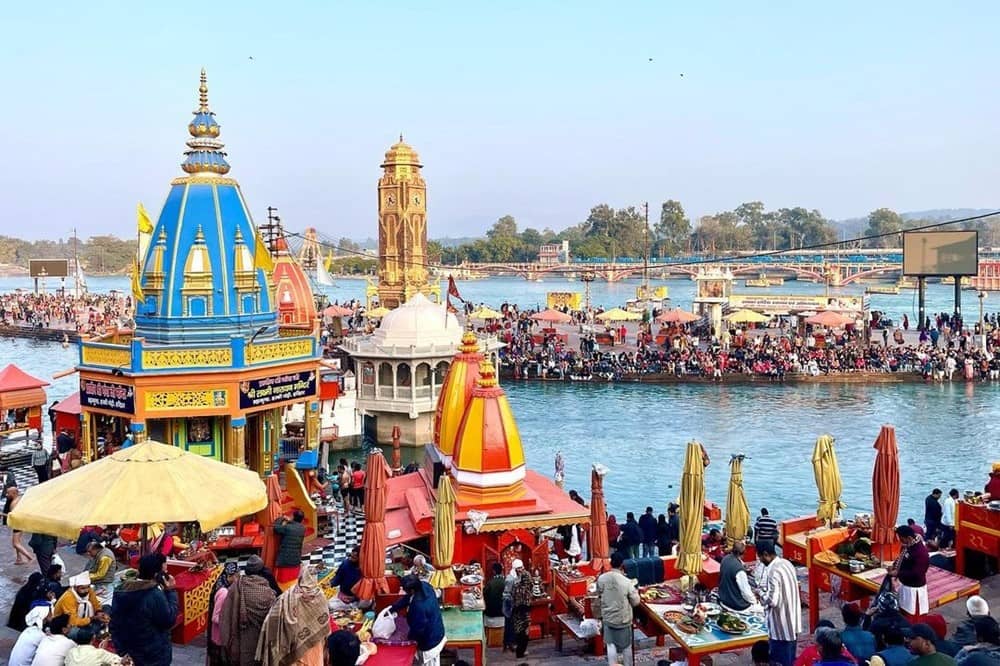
[0,292,132,335]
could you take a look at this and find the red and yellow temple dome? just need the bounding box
[433,331,484,465]
[451,361,526,503]
[272,236,317,332]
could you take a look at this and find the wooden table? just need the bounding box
[552,612,605,656]
[441,607,485,666]
[635,602,768,666]
[807,559,980,630]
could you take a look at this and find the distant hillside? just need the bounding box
[832,208,996,238]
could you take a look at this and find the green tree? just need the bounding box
[655,200,691,256]
[864,208,903,248]
[487,215,518,239]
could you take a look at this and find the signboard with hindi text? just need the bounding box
[80,378,135,414]
[729,293,866,314]
[239,370,317,409]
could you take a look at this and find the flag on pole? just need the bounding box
[253,232,274,272]
[137,202,154,234]
[131,259,145,303]
[446,275,464,319]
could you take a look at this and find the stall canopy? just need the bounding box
[8,440,267,539]
[805,310,853,328]
[656,309,700,324]
[596,307,642,322]
[469,306,502,320]
[725,455,750,548]
[726,309,769,324]
[812,434,844,526]
[323,304,354,318]
[678,441,706,579]
[366,306,390,319]
[0,364,49,410]
[52,392,81,418]
[871,425,900,558]
[530,308,572,324]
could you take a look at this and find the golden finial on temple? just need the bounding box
[399,133,404,142]
[199,68,209,112]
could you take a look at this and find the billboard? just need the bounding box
[729,294,866,314]
[546,292,582,310]
[902,231,978,277]
[239,370,317,410]
[29,259,68,278]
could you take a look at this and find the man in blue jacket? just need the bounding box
[391,574,447,665]
[110,554,179,666]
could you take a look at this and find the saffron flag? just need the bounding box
[445,274,464,319]
[131,259,145,303]
[137,202,154,235]
[253,232,274,272]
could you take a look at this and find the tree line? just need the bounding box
[435,203,1000,263]
[0,235,136,274]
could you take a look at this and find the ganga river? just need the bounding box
[1,274,997,524]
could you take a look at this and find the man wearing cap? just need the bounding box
[905,623,956,666]
[52,572,106,639]
[889,525,930,616]
[502,558,524,652]
[954,596,992,647]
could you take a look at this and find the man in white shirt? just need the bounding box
[941,488,959,548]
[9,605,49,666]
[757,541,802,666]
[29,614,75,666]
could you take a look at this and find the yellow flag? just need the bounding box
[254,232,274,272]
[137,202,154,234]
[131,259,145,303]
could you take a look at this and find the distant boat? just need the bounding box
[745,274,783,288]
[315,257,335,287]
[897,277,919,289]
[866,285,900,295]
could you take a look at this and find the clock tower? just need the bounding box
[377,135,435,309]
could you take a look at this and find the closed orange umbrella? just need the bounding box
[872,424,900,559]
[258,474,284,570]
[355,450,391,600]
[589,465,611,573]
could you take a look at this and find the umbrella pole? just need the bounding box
[140,523,148,556]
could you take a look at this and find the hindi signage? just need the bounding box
[239,370,317,409]
[729,294,866,314]
[80,379,135,414]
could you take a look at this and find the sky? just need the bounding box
[2,1,999,242]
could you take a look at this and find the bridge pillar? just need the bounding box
[827,265,843,287]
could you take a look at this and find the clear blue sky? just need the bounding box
[3,1,998,241]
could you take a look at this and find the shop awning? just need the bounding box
[0,364,49,392]
[0,388,47,411]
[53,392,81,416]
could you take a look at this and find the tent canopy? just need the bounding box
[0,364,49,392]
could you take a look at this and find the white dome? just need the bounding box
[372,293,462,347]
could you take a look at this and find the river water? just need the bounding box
[1,274,996,524]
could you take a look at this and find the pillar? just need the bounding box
[81,412,92,463]
[305,401,319,451]
[231,416,247,468]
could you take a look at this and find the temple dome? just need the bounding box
[272,237,317,330]
[433,331,484,465]
[371,293,460,348]
[451,361,526,501]
[381,135,422,168]
[134,69,275,346]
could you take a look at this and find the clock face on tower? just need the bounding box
[385,194,395,206]
[413,194,421,205]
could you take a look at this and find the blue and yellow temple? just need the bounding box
[75,70,320,472]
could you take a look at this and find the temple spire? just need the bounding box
[198,68,209,112]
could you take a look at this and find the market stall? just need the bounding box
[0,364,48,439]
[636,597,767,666]
[442,607,485,666]
[51,392,82,446]
[955,500,1000,576]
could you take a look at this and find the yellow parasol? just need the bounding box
[596,307,642,322]
[812,434,844,525]
[725,309,769,324]
[430,474,458,589]
[678,441,706,582]
[469,306,502,320]
[366,306,390,318]
[8,441,267,540]
[725,455,751,548]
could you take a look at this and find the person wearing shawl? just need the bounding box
[207,561,239,666]
[7,571,44,631]
[390,575,447,666]
[8,604,49,666]
[255,568,331,666]
[511,567,534,659]
[221,557,277,666]
[53,572,106,638]
[110,554,178,666]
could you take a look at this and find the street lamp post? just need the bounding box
[979,291,988,352]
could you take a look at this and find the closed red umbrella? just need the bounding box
[258,474,284,570]
[872,424,900,560]
[589,465,611,573]
[355,450,391,600]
